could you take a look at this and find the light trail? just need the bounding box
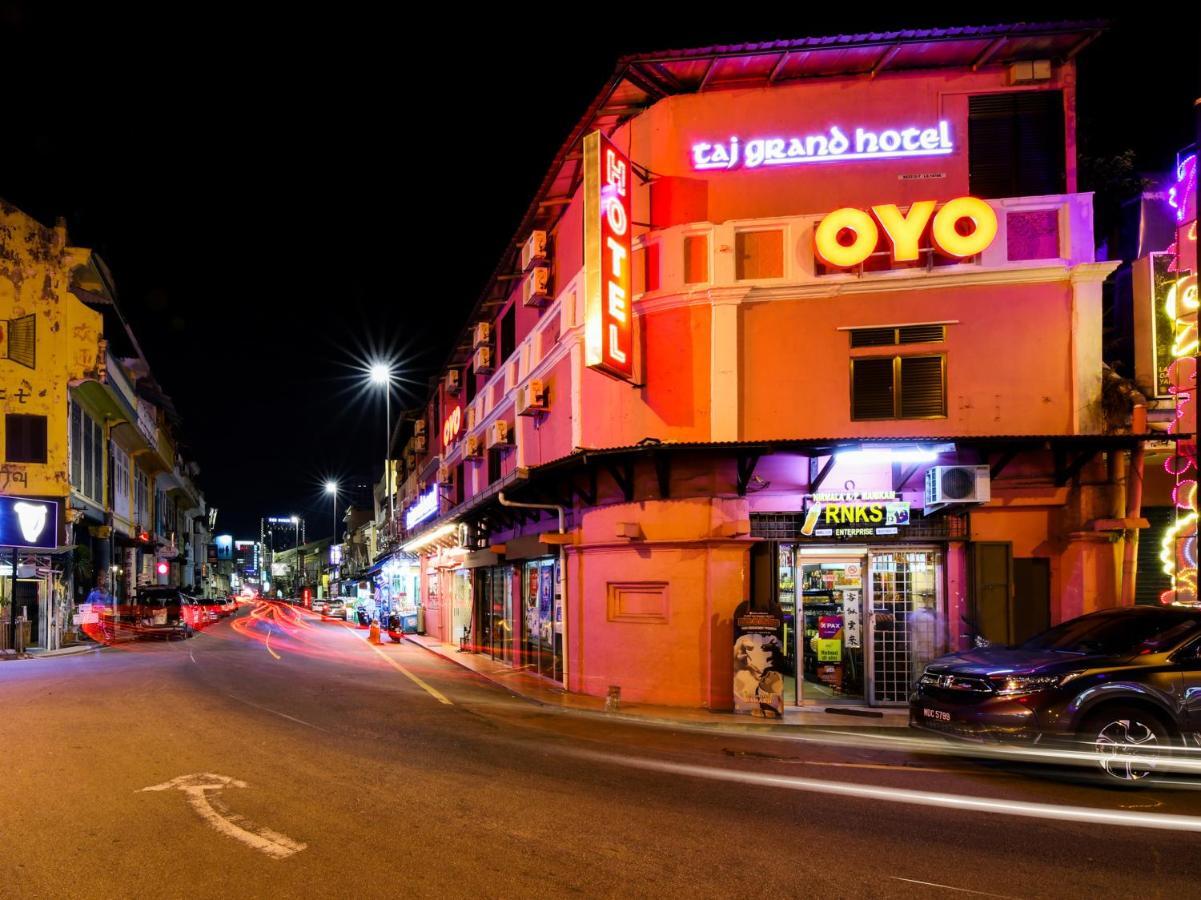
[564,747,1201,833]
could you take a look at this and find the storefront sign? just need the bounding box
[815,196,997,269]
[800,491,910,539]
[442,403,462,449]
[404,486,439,530]
[583,130,634,381]
[732,601,784,719]
[692,121,953,172]
[0,496,58,549]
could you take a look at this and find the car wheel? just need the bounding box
[1080,707,1172,784]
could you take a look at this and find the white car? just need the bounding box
[322,602,346,620]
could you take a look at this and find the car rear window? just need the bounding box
[1021,611,1201,656]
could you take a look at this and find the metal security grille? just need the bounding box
[870,551,939,705]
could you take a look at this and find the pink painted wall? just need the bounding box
[741,280,1076,439]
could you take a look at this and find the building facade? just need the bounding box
[0,201,207,651]
[376,23,1193,712]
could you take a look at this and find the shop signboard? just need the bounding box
[732,600,785,719]
[583,130,634,382]
[404,486,439,530]
[692,120,954,171]
[800,490,910,540]
[442,401,462,450]
[0,496,58,549]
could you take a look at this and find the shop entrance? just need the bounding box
[521,558,562,683]
[474,566,514,664]
[798,556,865,704]
[776,544,944,706]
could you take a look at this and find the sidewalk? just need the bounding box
[405,634,908,732]
[1,642,104,661]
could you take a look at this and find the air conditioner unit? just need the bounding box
[436,465,452,486]
[522,266,551,307]
[473,346,493,374]
[473,322,492,349]
[486,420,512,448]
[445,369,461,395]
[516,378,548,416]
[1007,60,1052,84]
[464,435,484,460]
[924,465,991,512]
[521,230,548,271]
[413,419,426,436]
[465,406,477,431]
[412,434,427,454]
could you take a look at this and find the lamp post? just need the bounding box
[325,481,339,542]
[370,363,394,543]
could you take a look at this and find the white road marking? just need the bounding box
[891,877,1021,898]
[343,623,453,705]
[567,749,1201,833]
[140,773,306,859]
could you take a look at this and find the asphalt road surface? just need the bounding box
[1,601,1199,899]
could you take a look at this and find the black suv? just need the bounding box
[911,606,1201,782]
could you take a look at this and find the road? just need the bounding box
[1,600,1199,899]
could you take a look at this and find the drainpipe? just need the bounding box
[498,492,567,687]
[1119,400,1148,607]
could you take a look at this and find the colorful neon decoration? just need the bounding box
[1168,154,1197,224]
[814,196,997,269]
[693,121,953,171]
[583,130,634,381]
[1160,256,1198,605]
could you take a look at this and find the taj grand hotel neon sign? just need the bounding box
[692,120,953,171]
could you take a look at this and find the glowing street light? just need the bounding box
[367,362,395,535]
[325,480,339,542]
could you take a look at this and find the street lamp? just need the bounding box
[325,480,339,542]
[368,362,394,540]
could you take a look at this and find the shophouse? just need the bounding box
[382,22,1191,712]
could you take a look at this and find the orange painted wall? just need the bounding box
[741,280,1076,439]
[624,68,1075,225]
[581,303,712,448]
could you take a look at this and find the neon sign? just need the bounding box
[0,496,57,549]
[583,130,633,381]
[442,404,462,449]
[1168,154,1197,225]
[815,196,997,269]
[404,486,439,530]
[693,121,953,172]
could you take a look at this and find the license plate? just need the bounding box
[923,707,951,722]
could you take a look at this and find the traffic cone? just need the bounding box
[368,618,382,645]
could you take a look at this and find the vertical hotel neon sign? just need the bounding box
[583,131,634,381]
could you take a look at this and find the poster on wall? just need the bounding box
[732,600,785,719]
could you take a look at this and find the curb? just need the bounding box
[404,637,909,736]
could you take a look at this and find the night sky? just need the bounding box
[2,5,1196,538]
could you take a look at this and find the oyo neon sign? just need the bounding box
[814,196,997,269]
[693,121,953,172]
[442,404,462,448]
[583,130,633,381]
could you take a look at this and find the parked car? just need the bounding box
[128,587,195,640]
[911,606,1201,783]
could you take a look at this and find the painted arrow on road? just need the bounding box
[140,773,307,859]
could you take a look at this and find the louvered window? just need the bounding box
[852,355,946,421]
[968,91,1066,199]
[849,324,945,348]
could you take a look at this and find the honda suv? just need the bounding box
[911,606,1201,782]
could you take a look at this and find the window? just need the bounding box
[136,470,149,528]
[70,403,82,485]
[6,414,47,463]
[851,355,946,420]
[487,448,502,485]
[968,91,1066,199]
[465,367,477,403]
[684,234,709,284]
[849,324,946,348]
[499,305,516,365]
[68,403,105,501]
[735,230,783,280]
[455,462,465,506]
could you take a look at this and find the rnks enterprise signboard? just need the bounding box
[800,491,910,539]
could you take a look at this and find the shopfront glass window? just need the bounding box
[522,558,561,682]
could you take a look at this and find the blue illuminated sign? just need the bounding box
[0,496,59,549]
[404,487,439,530]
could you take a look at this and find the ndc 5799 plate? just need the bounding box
[923,707,951,722]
